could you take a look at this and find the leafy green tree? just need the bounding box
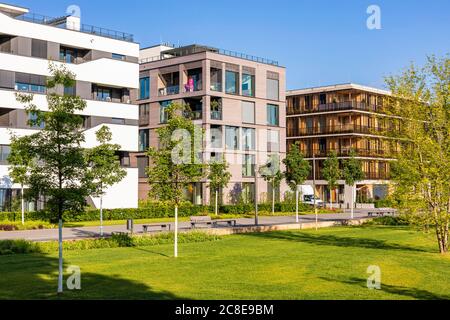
[283,142,311,221]
[384,56,450,254]
[342,149,365,219]
[9,64,92,293]
[208,156,231,216]
[146,103,205,257]
[260,154,284,215]
[322,151,341,210]
[85,126,127,236]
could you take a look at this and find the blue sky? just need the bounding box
[11,0,450,90]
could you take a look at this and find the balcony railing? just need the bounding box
[309,171,390,180]
[183,110,203,120]
[287,101,384,116]
[183,81,203,93]
[302,148,398,159]
[211,110,222,120]
[158,85,180,97]
[288,124,394,137]
[210,82,222,92]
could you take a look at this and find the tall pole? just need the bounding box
[254,132,259,226]
[295,185,299,223]
[174,205,178,258]
[100,195,104,237]
[313,154,318,230]
[21,184,25,225]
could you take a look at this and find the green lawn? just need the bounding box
[1,225,449,300]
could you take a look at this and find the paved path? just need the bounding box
[0,211,373,242]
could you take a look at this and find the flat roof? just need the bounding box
[0,2,29,16]
[287,83,391,96]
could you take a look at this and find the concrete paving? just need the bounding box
[0,210,374,242]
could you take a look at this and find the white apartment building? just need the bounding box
[0,3,139,210]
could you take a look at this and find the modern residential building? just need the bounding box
[286,83,396,208]
[133,44,288,205]
[0,3,140,211]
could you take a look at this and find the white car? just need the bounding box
[303,195,325,207]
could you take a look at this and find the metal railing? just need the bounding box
[288,124,395,137]
[287,101,384,115]
[302,148,398,159]
[158,85,180,97]
[15,13,134,42]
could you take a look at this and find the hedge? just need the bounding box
[0,202,314,223]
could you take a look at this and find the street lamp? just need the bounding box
[313,154,318,230]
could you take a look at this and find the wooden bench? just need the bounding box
[142,224,171,233]
[368,208,397,217]
[190,216,213,229]
[212,219,237,228]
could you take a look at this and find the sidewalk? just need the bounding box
[0,211,371,242]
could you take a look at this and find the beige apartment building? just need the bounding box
[286,83,396,208]
[132,44,288,206]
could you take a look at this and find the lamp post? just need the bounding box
[291,180,299,223]
[313,154,318,230]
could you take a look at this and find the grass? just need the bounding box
[0,225,449,300]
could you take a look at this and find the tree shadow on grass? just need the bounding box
[0,251,184,300]
[319,276,450,300]
[246,231,428,253]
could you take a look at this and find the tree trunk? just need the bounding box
[351,185,355,219]
[21,184,25,225]
[174,205,178,258]
[329,188,332,210]
[215,190,218,216]
[100,195,104,237]
[58,218,63,294]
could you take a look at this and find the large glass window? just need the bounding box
[242,73,255,97]
[137,157,149,178]
[160,101,171,124]
[267,78,279,101]
[242,101,255,124]
[267,130,280,152]
[225,71,239,94]
[15,82,46,93]
[139,129,150,152]
[139,104,150,126]
[139,77,150,100]
[210,68,222,92]
[242,128,255,151]
[267,104,279,126]
[225,126,240,150]
[210,125,223,148]
[0,145,11,163]
[28,112,45,129]
[242,154,256,177]
[241,183,255,204]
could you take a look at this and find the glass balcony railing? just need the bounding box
[211,110,222,120]
[158,85,180,97]
[287,124,397,137]
[287,101,385,115]
[210,82,223,92]
[301,148,398,159]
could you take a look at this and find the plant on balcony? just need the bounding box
[207,156,231,216]
[384,55,450,254]
[322,151,341,210]
[146,103,206,258]
[283,142,311,222]
[342,149,364,219]
[84,126,127,237]
[9,63,94,294]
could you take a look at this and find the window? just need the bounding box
[137,157,149,178]
[241,183,255,204]
[319,94,327,105]
[267,130,280,152]
[242,154,256,177]
[210,125,223,148]
[242,101,255,124]
[64,85,76,97]
[31,39,47,59]
[112,53,125,60]
[139,129,150,152]
[139,104,150,126]
[242,73,255,97]
[111,118,125,125]
[267,78,279,101]
[225,71,239,94]
[160,101,171,124]
[139,77,150,100]
[210,67,222,91]
[242,128,255,151]
[225,126,239,150]
[15,73,46,93]
[267,104,279,126]
[15,82,46,93]
[60,46,79,64]
[28,112,44,129]
[0,145,11,163]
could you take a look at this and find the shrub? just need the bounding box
[0,240,41,255]
[365,216,409,226]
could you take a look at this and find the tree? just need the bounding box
[259,154,284,215]
[8,135,34,225]
[85,126,127,236]
[146,103,205,258]
[207,156,231,216]
[384,56,450,254]
[342,149,364,219]
[9,64,93,294]
[283,142,311,222]
[322,151,341,210]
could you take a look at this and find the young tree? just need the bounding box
[9,64,92,293]
[259,154,284,215]
[384,56,450,254]
[207,156,231,216]
[147,103,205,258]
[322,151,341,210]
[283,142,311,222]
[85,126,127,236]
[8,135,34,225]
[342,149,364,219]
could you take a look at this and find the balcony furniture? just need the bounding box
[142,224,171,233]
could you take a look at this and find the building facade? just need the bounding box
[134,44,288,205]
[0,3,139,210]
[286,83,396,208]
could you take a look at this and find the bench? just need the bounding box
[143,224,171,233]
[191,216,213,229]
[212,219,237,228]
[368,208,397,217]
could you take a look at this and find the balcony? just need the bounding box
[287,101,384,116]
[288,124,393,137]
[210,97,222,121]
[183,80,202,93]
[302,148,398,159]
[158,85,180,97]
